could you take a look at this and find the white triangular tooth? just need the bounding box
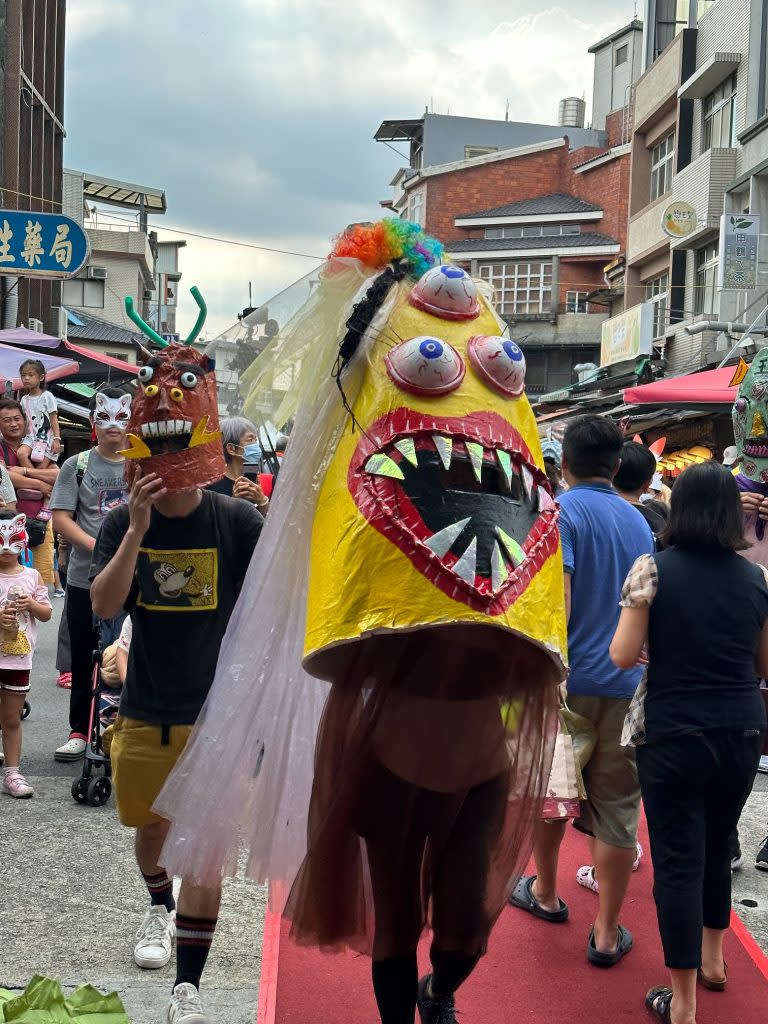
[465,441,484,482]
[538,488,556,512]
[531,483,540,512]
[393,438,418,466]
[495,450,513,489]
[522,465,534,499]
[365,453,404,480]
[452,536,477,585]
[491,540,510,592]
[424,517,471,558]
[432,435,453,470]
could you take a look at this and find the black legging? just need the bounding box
[638,728,762,969]
[359,761,507,1023]
[66,584,98,737]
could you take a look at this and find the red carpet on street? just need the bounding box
[259,820,768,1023]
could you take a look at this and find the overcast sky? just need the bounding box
[64,0,635,337]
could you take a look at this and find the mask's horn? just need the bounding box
[185,286,207,346]
[124,296,168,348]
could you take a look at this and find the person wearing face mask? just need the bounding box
[207,417,270,512]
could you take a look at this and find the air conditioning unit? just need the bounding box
[87,266,108,281]
[28,318,44,333]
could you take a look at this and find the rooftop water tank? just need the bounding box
[558,96,586,129]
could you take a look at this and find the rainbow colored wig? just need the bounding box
[330,218,444,279]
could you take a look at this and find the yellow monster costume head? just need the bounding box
[302,220,567,686]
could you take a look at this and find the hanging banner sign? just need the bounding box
[718,213,760,291]
[0,210,89,280]
[600,302,654,367]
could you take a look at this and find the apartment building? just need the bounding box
[626,0,768,376]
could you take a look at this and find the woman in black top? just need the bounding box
[611,461,768,1024]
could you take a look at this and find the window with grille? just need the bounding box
[483,224,582,239]
[702,73,737,150]
[650,134,675,201]
[645,272,669,339]
[406,188,425,227]
[464,146,498,160]
[565,291,589,313]
[694,243,720,315]
[478,261,553,315]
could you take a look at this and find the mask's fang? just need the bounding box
[189,416,221,449]
[119,433,151,460]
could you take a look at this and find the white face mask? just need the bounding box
[91,393,131,432]
[0,513,28,553]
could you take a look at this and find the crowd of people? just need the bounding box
[1,322,767,1024]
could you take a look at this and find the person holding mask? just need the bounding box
[207,417,269,512]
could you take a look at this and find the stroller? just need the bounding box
[71,633,119,808]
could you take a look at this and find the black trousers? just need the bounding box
[638,728,762,969]
[66,584,98,737]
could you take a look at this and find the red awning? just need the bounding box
[624,365,737,407]
[63,339,137,374]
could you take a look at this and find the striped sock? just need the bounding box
[175,913,218,989]
[142,870,176,913]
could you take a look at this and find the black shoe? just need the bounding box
[417,975,457,1024]
[756,836,768,872]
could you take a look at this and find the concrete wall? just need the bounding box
[66,253,143,328]
[420,113,607,168]
[591,26,644,130]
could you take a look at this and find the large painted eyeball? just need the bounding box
[385,336,465,396]
[144,384,159,398]
[137,365,154,383]
[409,265,481,321]
[735,397,748,413]
[467,335,526,397]
[180,371,198,389]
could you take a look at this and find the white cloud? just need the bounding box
[66,0,131,43]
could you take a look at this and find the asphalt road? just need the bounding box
[0,602,265,1023]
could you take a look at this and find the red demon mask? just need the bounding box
[120,289,225,491]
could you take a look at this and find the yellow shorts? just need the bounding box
[110,714,193,828]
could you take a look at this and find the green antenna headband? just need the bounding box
[124,286,208,348]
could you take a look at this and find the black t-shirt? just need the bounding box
[645,548,768,740]
[206,476,234,497]
[91,490,263,725]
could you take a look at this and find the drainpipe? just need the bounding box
[1,276,19,329]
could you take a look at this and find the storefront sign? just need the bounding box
[0,210,89,280]
[661,201,698,238]
[600,302,654,367]
[718,213,760,290]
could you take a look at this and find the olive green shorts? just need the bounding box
[567,695,640,849]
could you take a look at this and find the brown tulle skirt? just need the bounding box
[286,627,560,957]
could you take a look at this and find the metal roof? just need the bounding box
[64,307,143,346]
[446,231,619,254]
[65,169,167,214]
[460,193,603,219]
[374,118,424,142]
[588,19,643,53]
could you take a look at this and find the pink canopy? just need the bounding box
[0,342,78,389]
[624,365,737,407]
[0,326,60,350]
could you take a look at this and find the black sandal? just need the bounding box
[645,986,672,1022]
[508,875,569,922]
[586,923,633,966]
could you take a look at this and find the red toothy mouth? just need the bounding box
[744,440,768,459]
[348,409,559,615]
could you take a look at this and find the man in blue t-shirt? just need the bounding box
[511,414,654,967]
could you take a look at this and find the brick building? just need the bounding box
[389,110,632,395]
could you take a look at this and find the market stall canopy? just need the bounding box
[624,365,737,408]
[0,326,60,349]
[0,343,78,389]
[62,339,136,376]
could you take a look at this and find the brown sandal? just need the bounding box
[698,961,727,991]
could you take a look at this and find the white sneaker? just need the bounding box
[166,983,210,1023]
[134,905,176,969]
[758,754,768,774]
[54,737,86,762]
